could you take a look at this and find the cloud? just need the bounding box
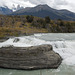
[56,0,75,12]
[0,0,35,10]
[28,0,75,12]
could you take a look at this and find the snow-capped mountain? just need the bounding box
[0,0,35,11]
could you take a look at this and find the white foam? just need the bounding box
[0,34,75,66]
[0,36,50,47]
[34,33,48,37]
[63,56,75,65]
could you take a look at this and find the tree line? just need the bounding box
[0,15,75,33]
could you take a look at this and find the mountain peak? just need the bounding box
[36,4,50,8]
[37,4,49,7]
[10,4,75,20]
[33,4,52,11]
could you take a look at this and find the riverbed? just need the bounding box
[0,33,75,75]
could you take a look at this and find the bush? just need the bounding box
[45,16,51,23]
[26,15,34,23]
[31,18,46,28]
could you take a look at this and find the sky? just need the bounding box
[26,0,75,12]
[0,0,75,12]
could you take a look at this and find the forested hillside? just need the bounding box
[0,15,75,38]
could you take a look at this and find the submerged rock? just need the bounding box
[13,38,20,42]
[0,37,9,42]
[0,44,62,70]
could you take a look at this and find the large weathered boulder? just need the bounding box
[0,44,62,70]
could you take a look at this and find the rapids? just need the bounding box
[0,33,75,75]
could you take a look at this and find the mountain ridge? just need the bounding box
[0,7,13,15]
[0,4,75,20]
[11,4,75,21]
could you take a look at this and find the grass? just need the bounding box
[0,22,48,38]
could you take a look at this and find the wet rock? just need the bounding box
[0,37,9,42]
[0,44,62,70]
[13,38,20,42]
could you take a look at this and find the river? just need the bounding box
[0,33,75,75]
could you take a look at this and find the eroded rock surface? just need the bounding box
[0,44,62,70]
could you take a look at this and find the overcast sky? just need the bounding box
[0,0,75,12]
[28,0,75,12]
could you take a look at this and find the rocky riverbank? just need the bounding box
[0,44,62,70]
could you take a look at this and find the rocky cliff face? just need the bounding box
[0,44,62,70]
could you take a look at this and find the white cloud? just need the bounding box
[28,0,75,12]
[0,0,35,11]
[51,0,75,12]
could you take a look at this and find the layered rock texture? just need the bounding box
[0,44,62,70]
